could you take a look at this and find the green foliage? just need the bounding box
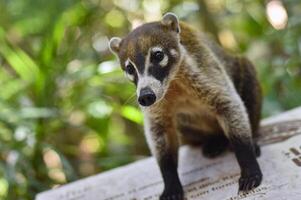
[0,0,300,199]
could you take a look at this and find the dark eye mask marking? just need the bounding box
[124,59,138,85]
[148,50,174,83]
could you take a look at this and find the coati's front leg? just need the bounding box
[144,116,183,200]
[214,94,262,191]
[187,54,263,191]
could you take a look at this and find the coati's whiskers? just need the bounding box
[122,92,137,106]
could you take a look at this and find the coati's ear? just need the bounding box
[109,37,122,54]
[161,12,180,33]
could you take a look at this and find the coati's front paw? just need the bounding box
[238,168,262,191]
[159,187,184,200]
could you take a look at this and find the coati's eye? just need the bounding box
[125,63,135,75]
[151,51,164,62]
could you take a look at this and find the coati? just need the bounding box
[109,13,262,200]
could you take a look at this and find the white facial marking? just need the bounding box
[125,59,138,81]
[125,71,135,81]
[144,49,151,75]
[150,46,169,67]
[151,46,163,53]
[159,54,168,67]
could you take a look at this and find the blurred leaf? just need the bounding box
[0,0,300,200]
[121,106,143,124]
[0,43,40,83]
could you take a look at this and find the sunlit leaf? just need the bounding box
[121,106,143,124]
[0,42,40,85]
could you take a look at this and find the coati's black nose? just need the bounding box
[138,87,156,106]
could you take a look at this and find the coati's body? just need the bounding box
[150,22,262,145]
[109,13,262,200]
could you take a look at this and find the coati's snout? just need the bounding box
[138,87,156,106]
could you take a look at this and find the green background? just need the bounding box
[0,0,300,199]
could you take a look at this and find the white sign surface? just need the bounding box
[36,108,301,200]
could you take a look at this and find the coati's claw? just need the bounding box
[238,170,262,191]
[160,188,184,200]
[202,136,228,158]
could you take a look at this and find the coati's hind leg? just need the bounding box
[178,126,228,158]
[202,134,229,158]
[236,57,263,157]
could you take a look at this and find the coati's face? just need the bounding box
[109,13,182,107]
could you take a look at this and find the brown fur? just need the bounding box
[142,22,262,143]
